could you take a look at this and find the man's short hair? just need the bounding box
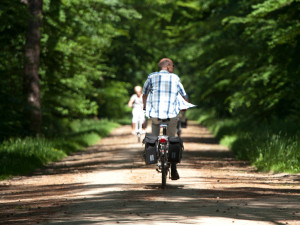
[158,58,172,69]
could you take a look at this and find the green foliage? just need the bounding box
[97,81,131,118]
[0,119,119,179]
[41,0,139,121]
[0,0,145,138]
[168,0,300,123]
[1,0,299,174]
[189,109,300,173]
[53,119,119,154]
[0,0,29,139]
[0,137,66,178]
[253,133,300,173]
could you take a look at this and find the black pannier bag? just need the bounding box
[168,136,184,163]
[142,133,158,165]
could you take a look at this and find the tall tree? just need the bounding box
[23,0,43,135]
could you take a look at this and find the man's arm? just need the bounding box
[142,94,148,110]
[177,80,189,102]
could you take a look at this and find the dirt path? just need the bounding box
[1,121,300,225]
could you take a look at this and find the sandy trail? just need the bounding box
[1,121,300,225]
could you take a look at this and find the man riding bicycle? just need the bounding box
[142,58,189,180]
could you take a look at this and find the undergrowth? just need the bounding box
[187,108,300,173]
[0,119,119,180]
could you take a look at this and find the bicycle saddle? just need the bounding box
[158,118,170,122]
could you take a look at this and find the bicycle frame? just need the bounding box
[157,123,170,188]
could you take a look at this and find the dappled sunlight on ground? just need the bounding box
[0,121,300,225]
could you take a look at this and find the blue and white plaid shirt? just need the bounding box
[142,70,187,119]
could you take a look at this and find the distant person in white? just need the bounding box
[128,86,146,135]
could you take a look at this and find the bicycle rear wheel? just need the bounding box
[161,157,166,188]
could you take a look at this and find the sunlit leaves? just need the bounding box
[249,0,294,18]
[1,0,299,139]
[41,0,142,120]
[268,23,300,48]
[167,0,300,122]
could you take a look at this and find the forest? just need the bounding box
[0,0,299,178]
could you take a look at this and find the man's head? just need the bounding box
[158,58,174,73]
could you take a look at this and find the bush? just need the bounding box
[188,108,300,173]
[0,119,119,180]
[0,138,66,179]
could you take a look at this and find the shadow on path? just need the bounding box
[0,122,300,225]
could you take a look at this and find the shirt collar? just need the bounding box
[160,69,169,73]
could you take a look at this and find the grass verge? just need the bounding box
[0,119,119,180]
[187,108,300,173]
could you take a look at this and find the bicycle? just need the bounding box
[156,121,170,188]
[143,119,183,189]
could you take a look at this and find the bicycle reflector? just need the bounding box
[159,138,167,143]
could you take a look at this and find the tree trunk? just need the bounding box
[23,0,43,136]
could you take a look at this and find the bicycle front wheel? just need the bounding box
[161,156,166,188]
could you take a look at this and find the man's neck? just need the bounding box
[160,69,170,72]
